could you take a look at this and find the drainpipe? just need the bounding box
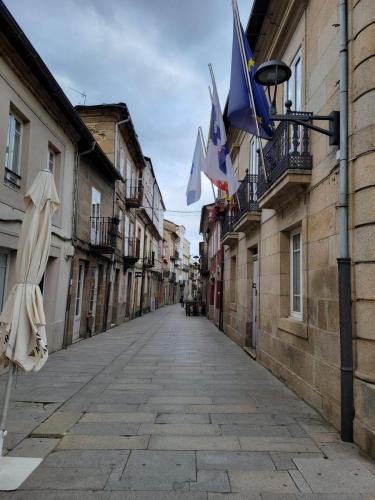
[337,0,353,442]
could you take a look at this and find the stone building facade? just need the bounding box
[209,0,375,457]
[162,219,180,305]
[75,104,140,320]
[0,3,92,354]
[64,146,121,345]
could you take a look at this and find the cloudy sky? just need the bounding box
[7,0,253,255]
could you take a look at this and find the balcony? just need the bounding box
[163,270,170,279]
[220,208,239,248]
[232,171,261,233]
[143,251,155,269]
[200,254,209,276]
[124,237,140,266]
[125,179,143,207]
[90,216,119,253]
[169,272,176,283]
[257,118,313,209]
[170,249,179,261]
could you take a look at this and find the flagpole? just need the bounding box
[231,0,268,182]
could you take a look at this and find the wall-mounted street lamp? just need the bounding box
[254,59,340,146]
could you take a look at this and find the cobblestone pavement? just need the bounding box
[1,304,375,499]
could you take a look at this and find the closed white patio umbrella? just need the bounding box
[0,169,59,489]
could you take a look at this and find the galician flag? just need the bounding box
[186,129,205,205]
[227,0,273,139]
[203,65,239,197]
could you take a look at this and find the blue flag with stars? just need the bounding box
[227,17,273,140]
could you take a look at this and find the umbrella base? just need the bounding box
[0,456,43,490]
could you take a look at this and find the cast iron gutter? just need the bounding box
[337,0,353,443]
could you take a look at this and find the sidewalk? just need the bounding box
[1,304,375,499]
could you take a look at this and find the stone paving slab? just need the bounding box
[190,470,230,492]
[68,422,140,436]
[9,438,59,458]
[149,435,240,451]
[57,435,149,450]
[107,450,195,491]
[138,423,221,435]
[155,413,210,424]
[197,451,275,471]
[19,466,111,490]
[30,412,82,438]
[238,437,320,453]
[293,458,375,493]
[81,412,156,423]
[43,449,130,468]
[229,470,299,494]
[109,493,208,500]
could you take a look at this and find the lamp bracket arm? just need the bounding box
[271,115,333,137]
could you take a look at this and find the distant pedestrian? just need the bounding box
[180,296,184,308]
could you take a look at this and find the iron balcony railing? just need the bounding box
[170,249,179,261]
[124,237,140,262]
[258,116,313,198]
[232,171,260,226]
[90,216,119,250]
[125,179,143,206]
[169,272,176,283]
[163,270,170,279]
[200,254,209,275]
[220,207,235,240]
[143,251,155,269]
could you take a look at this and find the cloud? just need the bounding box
[6,0,253,254]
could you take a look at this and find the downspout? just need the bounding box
[337,0,353,442]
[63,141,96,348]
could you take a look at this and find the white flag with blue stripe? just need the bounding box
[186,129,205,205]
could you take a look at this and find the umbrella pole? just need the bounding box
[0,361,16,456]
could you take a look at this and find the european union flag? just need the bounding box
[227,17,273,140]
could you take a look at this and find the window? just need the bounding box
[90,187,101,244]
[5,111,22,188]
[118,209,123,234]
[119,147,125,177]
[48,149,55,172]
[230,255,237,303]
[249,136,258,200]
[286,51,302,111]
[290,229,302,319]
[0,253,8,312]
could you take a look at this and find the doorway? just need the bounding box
[73,261,85,341]
[88,266,99,333]
[251,255,258,348]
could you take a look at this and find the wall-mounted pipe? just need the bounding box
[337,0,353,443]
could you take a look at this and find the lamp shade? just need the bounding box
[254,60,292,87]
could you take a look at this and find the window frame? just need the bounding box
[285,49,302,112]
[5,111,23,189]
[0,250,10,313]
[48,148,56,173]
[290,228,302,320]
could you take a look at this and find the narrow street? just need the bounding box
[1,304,375,498]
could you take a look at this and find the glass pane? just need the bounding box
[292,233,301,313]
[12,131,21,173]
[0,254,7,267]
[293,233,300,252]
[14,118,21,133]
[295,58,301,111]
[293,294,300,312]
